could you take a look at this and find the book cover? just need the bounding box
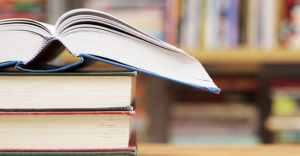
[0,71,137,77]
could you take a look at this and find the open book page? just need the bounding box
[56,9,219,92]
[55,8,184,54]
[61,30,218,91]
[0,18,51,63]
[39,22,56,35]
[0,9,219,92]
[0,31,46,63]
[0,18,51,36]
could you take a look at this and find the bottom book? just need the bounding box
[0,111,137,156]
[0,150,137,156]
[0,131,137,156]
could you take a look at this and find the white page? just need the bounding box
[0,18,52,35]
[0,31,46,63]
[56,9,220,92]
[61,27,219,92]
[39,22,56,35]
[55,8,184,54]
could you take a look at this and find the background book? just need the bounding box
[0,0,47,20]
[169,102,260,145]
[84,0,165,41]
[266,79,300,143]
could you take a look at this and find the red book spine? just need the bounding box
[0,146,136,152]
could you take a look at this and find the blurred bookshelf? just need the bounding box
[169,102,260,145]
[2,0,300,145]
[265,78,300,143]
[0,0,47,21]
[188,48,300,65]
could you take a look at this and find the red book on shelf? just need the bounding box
[0,13,39,20]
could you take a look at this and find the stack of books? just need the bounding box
[0,72,138,156]
[169,103,260,145]
[266,80,300,143]
[0,8,220,155]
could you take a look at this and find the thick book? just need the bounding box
[0,8,220,93]
[0,111,134,150]
[0,71,136,110]
[0,132,138,156]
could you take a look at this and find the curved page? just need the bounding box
[55,9,220,93]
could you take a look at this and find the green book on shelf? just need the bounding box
[0,71,137,111]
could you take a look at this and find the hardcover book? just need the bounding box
[0,8,220,93]
[0,71,136,110]
[0,133,138,156]
[0,129,138,156]
[0,111,135,151]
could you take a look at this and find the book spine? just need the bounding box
[0,146,136,152]
[0,106,134,112]
[0,151,136,156]
[0,111,135,116]
[0,61,18,68]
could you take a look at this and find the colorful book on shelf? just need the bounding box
[0,111,135,153]
[0,0,46,20]
[266,116,300,131]
[0,71,137,111]
[0,8,220,93]
[169,102,260,145]
[84,0,166,40]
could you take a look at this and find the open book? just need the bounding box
[0,9,220,93]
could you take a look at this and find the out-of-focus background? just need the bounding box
[3,0,300,145]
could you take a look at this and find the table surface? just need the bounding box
[138,144,300,156]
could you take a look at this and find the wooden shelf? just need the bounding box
[139,144,300,156]
[61,48,300,66]
[188,48,300,65]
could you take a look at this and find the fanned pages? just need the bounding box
[0,9,220,93]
